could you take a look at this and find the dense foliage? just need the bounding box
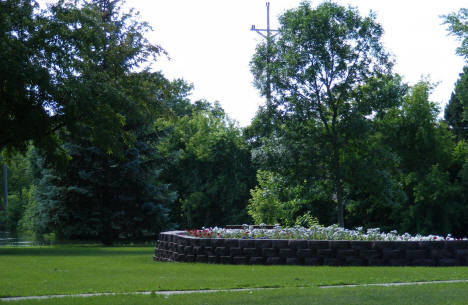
[445,67,468,141]
[157,100,256,228]
[444,8,468,61]
[0,0,57,154]
[250,2,404,227]
[247,2,468,236]
[1,1,467,241]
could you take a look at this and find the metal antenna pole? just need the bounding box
[251,2,278,106]
[267,2,270,38]
[2,164,7,209]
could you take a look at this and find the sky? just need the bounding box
[124,0,465,127]
[40,0,465,126]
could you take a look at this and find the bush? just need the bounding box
[0,195,27,232]
[248,170,309,226]
[17,186,40,235]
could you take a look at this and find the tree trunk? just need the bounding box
[332,137,344,227]
[2,164,7,210]
[336,177,344,228]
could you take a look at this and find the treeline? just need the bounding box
[0,1,467,242]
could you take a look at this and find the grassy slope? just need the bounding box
[1,246,467,298]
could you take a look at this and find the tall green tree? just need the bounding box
[250,1,401,227]
[22,0,180,243]
[343,128,406,232]
[445,67,468,141]
[379,81,467,236]
[157,101,256,228]
[0,0,57,154]
[20,77,186,241]
[31,131,175,243]
[0,149,34,232]
[41,0,165,154]
[0,0,164,156]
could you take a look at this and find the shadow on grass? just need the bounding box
[0,245,154,257]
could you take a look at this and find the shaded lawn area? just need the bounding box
[1,246,467,298]
[5,284,468,305]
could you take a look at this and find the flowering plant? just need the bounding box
[185,228,217,238]
[185,224,467,241]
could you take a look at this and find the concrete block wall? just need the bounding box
[153,231,468,266]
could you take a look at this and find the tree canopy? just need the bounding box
[444,8,468,61]
[0,0,165,156]
[2,1,468,240]
[250,1,402,227]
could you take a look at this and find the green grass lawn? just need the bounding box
[4,284,468,305]
[1,245,468,304]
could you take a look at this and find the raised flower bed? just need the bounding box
[154,225,468,266]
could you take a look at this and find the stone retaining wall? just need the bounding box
[153,231,468,266]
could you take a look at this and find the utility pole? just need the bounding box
[251,2,278,106]
[2,164,7,210]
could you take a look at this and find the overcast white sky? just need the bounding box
[40,1,448,126]
[125,0,465,126]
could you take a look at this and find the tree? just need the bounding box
[379,81,467,236]
[0,0,164,156]
[5,150,33,202]
[31,131,175,243]
[19,76,186,242]
[445,67,468,141]
[0,0,57,154]
[343,129,406,232]
[157,101,256,228]
[0,148,34,232]
[19,0,181,243]
[443,8,468,61]
[250,1,400,227]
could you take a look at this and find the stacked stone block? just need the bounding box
[153,231,468,266]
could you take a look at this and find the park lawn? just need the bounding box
[1,246,468,298]
[4,284,468,305]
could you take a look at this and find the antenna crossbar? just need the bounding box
[250,2,278,39]
[250,2,278,105]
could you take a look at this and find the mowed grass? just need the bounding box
[5,284,468,305]
[1,245,468,300]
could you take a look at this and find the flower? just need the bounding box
[184,225,467,241]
